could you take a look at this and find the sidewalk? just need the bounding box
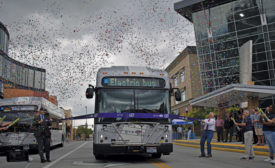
[173,139,269,156]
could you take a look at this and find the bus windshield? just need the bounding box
[96,89,170,123]
[0,111,36,132]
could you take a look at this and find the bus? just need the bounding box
[86,66,181,159]
[0,97,65,153]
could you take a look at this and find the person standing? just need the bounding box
[250,109,258,144]
[224,113,234,142]
[187,127,192,140]
[216,116,224,142]
[199,112,216,158]
[236,114,244,142]
[253,109,264,146]
[234,109,255,160]
[177,126,183,139]
[184,127,188,140]
[33,109,52,163]
[261,106,275,164]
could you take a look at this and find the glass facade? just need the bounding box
[0,25,8,54]
[0,22,46,91]
[191,0,275,106]
[0,53,46,90]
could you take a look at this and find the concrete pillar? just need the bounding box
[239,40,253,84]
[247,96,259,114]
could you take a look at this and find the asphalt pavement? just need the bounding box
[0,141,273,168]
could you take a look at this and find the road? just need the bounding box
[0,141,273,168]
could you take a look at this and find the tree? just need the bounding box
[187,107,217,120]
[76,125,93,138]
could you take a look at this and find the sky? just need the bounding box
[0,0,195,126]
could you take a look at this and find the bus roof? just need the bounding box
[0,97,65,119]
[96,66,170,88]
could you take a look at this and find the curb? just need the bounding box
[173,140,269,156]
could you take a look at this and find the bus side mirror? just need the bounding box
[175,89,181,101]
[86,85,94,99]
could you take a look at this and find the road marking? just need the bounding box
[104,163,129,167]
[158,163,172,168]
[42,142,88,168]
[24,163,31,168]
[73,161,103,166]
[72,161,128,167]
[152,163,165,168]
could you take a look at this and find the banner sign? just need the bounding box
[62,113,202,121]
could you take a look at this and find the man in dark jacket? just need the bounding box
[224,112,234,142]
[33,109,52,163]
[261,106,275,164]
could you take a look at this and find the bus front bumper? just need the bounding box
[93,143,173,155]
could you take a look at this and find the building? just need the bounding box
[0,21,46,99]
[175,0,275,107]
[0,21,62,108]
[0,21,9,98]
[64,109,73,141]
[166,46,202,116]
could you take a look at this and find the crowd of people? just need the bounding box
[200,106,275,165]
[215,106,273,146]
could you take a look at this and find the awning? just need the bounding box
[172,119,193,125]
[189,84,275,108]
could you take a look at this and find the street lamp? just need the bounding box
[85,106,87,128]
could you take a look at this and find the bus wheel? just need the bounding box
[152,153,161,159]
[60,135,65,147]
[94,154,104,160]
[60,141,64,147]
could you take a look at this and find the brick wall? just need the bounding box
[4,87,49,99]
[49,95,58,105]
[3,84,58,105]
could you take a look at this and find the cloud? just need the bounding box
[0,0,195,120]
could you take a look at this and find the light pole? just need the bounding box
[74,120,76,141]
[85,106,87,128]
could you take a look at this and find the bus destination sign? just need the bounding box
[102,77,165,88]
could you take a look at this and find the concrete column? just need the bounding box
[239,40,253,84]
[247,96,259,114]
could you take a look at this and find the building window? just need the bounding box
[174,76,178,87]
[180,71,185,82]
[181,89,186,102]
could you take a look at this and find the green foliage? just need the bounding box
[187,107,217,119]
[225,106,240,113]
[76,125,93,138]
[186,107,218,126]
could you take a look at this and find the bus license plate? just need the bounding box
[146,147,157,153]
